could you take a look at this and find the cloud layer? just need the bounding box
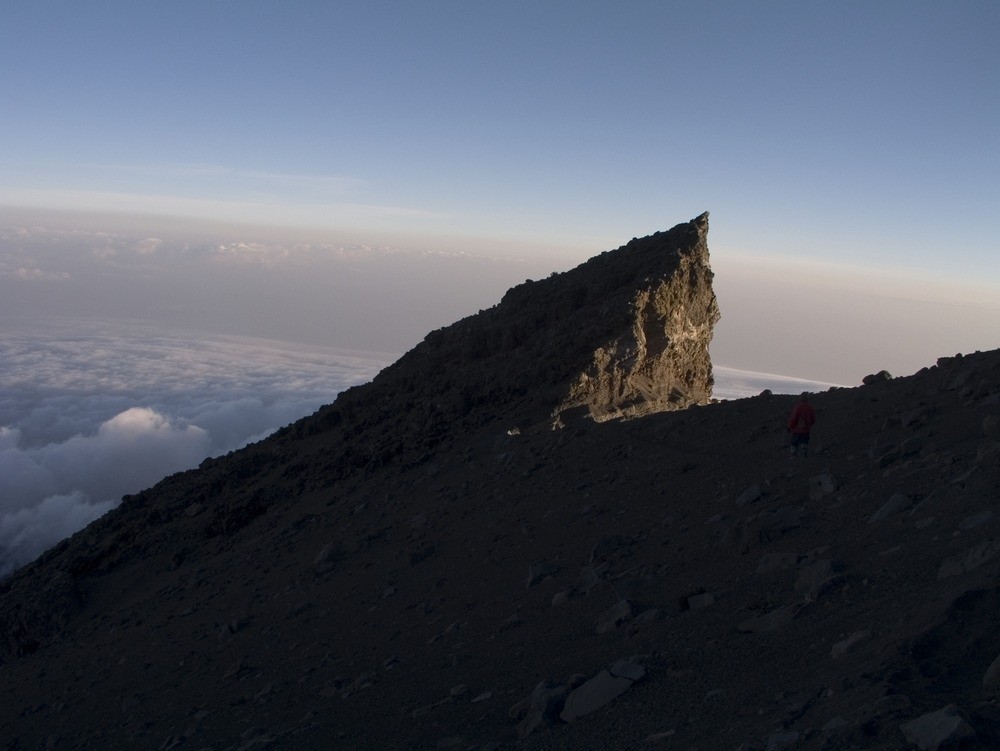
[0,324,387,577]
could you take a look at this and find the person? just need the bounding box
[787,393,816,457]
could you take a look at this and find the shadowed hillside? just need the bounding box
[2,215,1000,750]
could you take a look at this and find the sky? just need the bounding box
[1,2,996,265]
[0,2,998,573]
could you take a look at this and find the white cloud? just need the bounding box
[0,187,448,234]
[134,237,162,255]
[713,367,842,400]
[0,491,116,578]
[0,265,71,281]
[35,407,211,503]
[0,325,388,578]
[0,427,57,510]
[0,404,214,578]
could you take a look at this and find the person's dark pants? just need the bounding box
[790,433,810,457]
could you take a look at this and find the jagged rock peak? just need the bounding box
[316,212,718,447]
[552,211,718,422]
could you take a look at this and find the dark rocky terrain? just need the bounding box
[2,214,1000,751]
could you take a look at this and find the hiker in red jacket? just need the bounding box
[787,393,816,457]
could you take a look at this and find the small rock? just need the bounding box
[983,414,1000,437]
[983,653,1000,690]
[957,510,993,530]
[900,435,924,458]
[794,559,831,593]
[757,551,797,574]
[580,560,611,591]
[738,604,802,634]
[899,704,975,750]
[609,659,646,682]
[822,716,849,732]
[902,405,934,427]
[559,670,633,723]
[876,446,901,468]
[590,534,633,563]
[644,730,676,742]
[831,629,871,658]
[944,369,972,391]
[868,493,913,524]
[409,544,436,565]
[509,681,568,738]
[765,730,799,750]
[863,370,892,385]
[937,540,1000,579]
[499,613,523,632]
[874,694,911,715]
[595,599,634,634]
[976,441,1000,465]
[526,562,559,588]
[809,473,838,500]
[686,592,716,610]
[313,543,340,574]
[735,483,763,508]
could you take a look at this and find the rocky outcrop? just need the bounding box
[554,214,718,422]
[299,212,717,461]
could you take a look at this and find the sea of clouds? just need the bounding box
[0,322,387,577]
[712,367,839,401]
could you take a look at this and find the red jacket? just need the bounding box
[787,401,816,435]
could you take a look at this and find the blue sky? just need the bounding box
[3,1,997,272]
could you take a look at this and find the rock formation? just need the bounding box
[2,216,1000,751]
[300,211,717,448]
[552,213,717,422]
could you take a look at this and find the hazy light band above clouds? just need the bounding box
[0,186,454,238]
